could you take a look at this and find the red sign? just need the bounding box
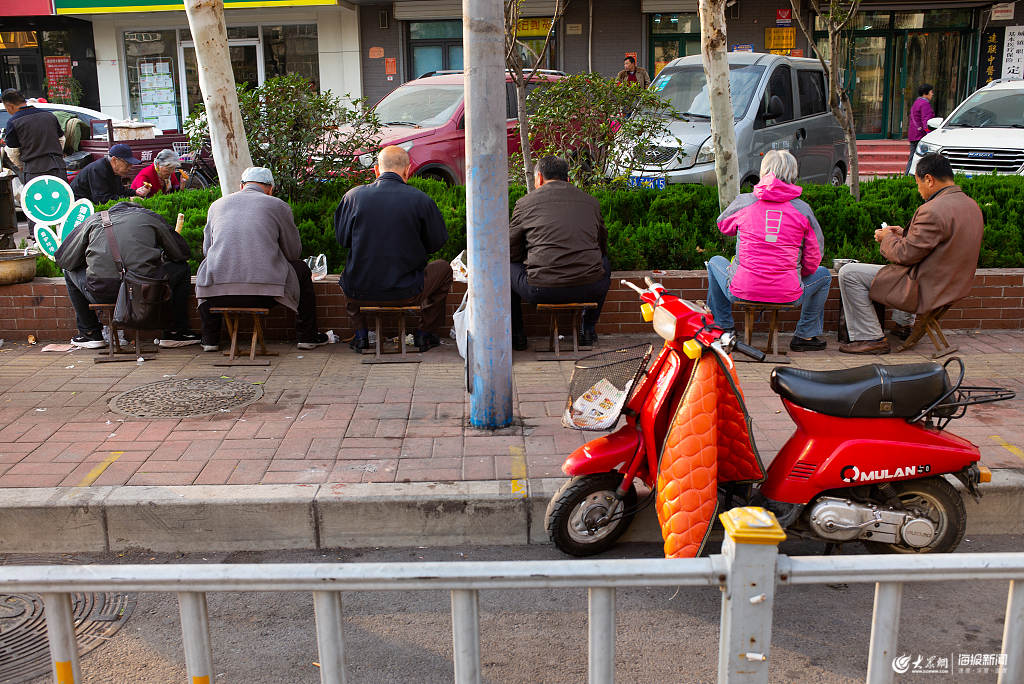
[776,9,791,20]
[625,52,637,62]
[385,58,396,75]
[0,0,53,15]
[44,56,73,100]
[790,48,804,57]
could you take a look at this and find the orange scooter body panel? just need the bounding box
[657,354,765,558]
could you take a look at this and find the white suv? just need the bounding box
[911,79,1024,176]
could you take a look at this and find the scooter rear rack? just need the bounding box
[915,357,1016,429]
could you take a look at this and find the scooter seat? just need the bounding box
[770,362,950,418]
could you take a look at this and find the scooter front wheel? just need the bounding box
[546,473,637,556]
[862,476,966,554]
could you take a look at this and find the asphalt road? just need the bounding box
[8,535,1020,684]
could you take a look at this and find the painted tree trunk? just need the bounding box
[517,76,535,191]
[698,0,740,210]
[183,0,253,196]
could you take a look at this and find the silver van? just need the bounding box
[628,52,848,188]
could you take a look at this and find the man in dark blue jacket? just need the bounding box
[70,144,146,204]
[334,145,451,352]
[2,89,66,181]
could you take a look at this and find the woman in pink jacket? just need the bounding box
[705,150,832,352]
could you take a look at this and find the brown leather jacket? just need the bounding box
[616,67,651,89]
[869,185,983,314]
[509,180,608,288]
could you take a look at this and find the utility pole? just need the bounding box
[463,0,513,428]
[183,0,253,195]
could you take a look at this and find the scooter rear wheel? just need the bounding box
[546,473,638,556]
[863,476,966,554]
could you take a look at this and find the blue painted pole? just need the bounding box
[463,0,513,428]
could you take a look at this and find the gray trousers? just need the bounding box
[838,263,915,341]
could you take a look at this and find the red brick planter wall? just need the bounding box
[2,269,1022,342]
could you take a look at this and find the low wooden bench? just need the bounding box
[735,300,793,364]
[535,302,597,361]
[88,303,157,363]
[895,303,958,358]
[359,305,422,364]
[210,307,277,366]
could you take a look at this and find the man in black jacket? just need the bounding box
[2,89,66,181]
[70,144,148,204]
[54,202,200,348]
[334,145,451,352]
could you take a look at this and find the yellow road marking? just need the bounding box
[75,452,124,487]
[509,445,528,499]
[989,436,1024,464]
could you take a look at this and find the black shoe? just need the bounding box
[298,332,329,350]
[890,324,914,341]
[71,332,106,349]
[414,332,441,352]
[159,331,202,348]
[579,329,597,347]
[349,336,370,353]
[790,336,827,352]
[512,334,528,351]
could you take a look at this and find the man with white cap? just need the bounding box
[195,167,327,350]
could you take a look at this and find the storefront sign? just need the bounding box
[0,0,52,15]
[566,23,582,35]
[731,44,754,52]
[1002,25,1024,80]
[764,27,795,50]
[385,58,397,75]
[369,47,384,58]
[55,0,335,14]
[776,9,791,27]
[43,56,73,101]
[981,26,1005,88]
[993,3,1015,21]
[517,17,553,36]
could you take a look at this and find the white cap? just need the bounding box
[241,167,275,185]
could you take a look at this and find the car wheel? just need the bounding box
[417,170,453,185]
[830,166,845,186]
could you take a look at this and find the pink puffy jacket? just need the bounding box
[717,173,822,303]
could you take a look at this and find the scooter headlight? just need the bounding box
[652,305,679,341]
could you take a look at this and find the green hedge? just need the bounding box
[96,174,1024,274]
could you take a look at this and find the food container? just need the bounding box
[832,259,859,271]
[0,250,37,285]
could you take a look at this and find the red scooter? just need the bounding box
[545,278,1014,557]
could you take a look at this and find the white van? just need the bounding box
[910,79,1024,176]
[628,52,849,188]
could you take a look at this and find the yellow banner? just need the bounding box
[765,27,796,50]
[517,17,553,36]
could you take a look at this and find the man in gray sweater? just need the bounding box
[195,167,327,351]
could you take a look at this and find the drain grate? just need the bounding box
[109,377,264,418]
[0,555,136,684]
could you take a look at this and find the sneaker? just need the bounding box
[578,329,597,347]
[71,332,106,349]
[159,331,202,348]
[202,343,220,352]
[789,336,827,352]
[889,324,914,341]
[297,332,329,350]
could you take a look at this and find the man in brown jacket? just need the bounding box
[509,155,610,350]
[616,56,651,89]
[837,153,983,354]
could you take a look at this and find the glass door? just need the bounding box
[845,35,889,137]
[648,13,699,77]
[179,39,264,121]
[888,31,966,138]
[1,52,44,99]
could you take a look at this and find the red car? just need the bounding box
[370,70,564,184]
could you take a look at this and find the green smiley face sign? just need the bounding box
[22,176,75,226]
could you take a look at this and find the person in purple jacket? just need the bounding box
[906,83,935,174]
[705,150,832,352]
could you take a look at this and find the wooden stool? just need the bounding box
[358,306,422,364]
[535,302,597,361]
[88,303,158,363]
[735,300,792,364]
[895,303,959,358]
[210,307,278,366]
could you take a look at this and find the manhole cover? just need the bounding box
[0,555,136,684]
[109,377,264,418]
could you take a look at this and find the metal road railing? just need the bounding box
[2,511,1023,684]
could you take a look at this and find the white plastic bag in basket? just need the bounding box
[562,377,633,430]
[450,250,468,283]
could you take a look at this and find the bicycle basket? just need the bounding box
[172,141,194,162]
[562,343,653,431]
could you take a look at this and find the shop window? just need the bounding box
[410,21,462,40]
[815,11,889,31]
[651,14,699,34]
[797,70,826,117]
[894,10,971,29]
[179,26,258,42]
[409,21,464,78]
[0,32,39,49]
[264,24,319,89]
[124,30,181,132]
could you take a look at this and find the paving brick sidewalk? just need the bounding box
[1,331,1023,490]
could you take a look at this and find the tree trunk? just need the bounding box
[698,0,740,209]
[517,73,535,191]
[183,0,253,196]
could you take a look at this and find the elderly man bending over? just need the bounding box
[705,150,831,352]
[334,145,452,353]
[195,167,327,351]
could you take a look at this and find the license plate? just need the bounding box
[628,175,666,190]
[953,168,973,178]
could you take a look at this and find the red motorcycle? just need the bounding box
[545,278,1014,557]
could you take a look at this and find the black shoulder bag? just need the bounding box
[100,211,173,331]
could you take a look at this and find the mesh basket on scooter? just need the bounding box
[562,343,653,431]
